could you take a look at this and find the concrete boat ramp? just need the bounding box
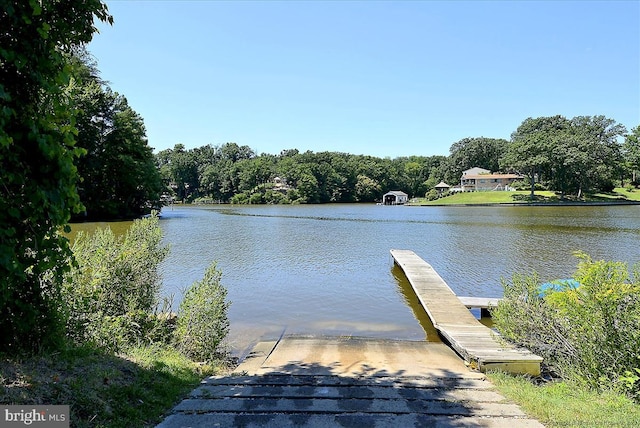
[157,251,544,427]
[158,336,542,427]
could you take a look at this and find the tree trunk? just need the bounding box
[530,174,535,200]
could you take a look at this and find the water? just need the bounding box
[156,204,640,355]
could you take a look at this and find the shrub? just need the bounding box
[64,215,169,351]
[492,253,640,400]
[175,263,230,362]
[425,189,439,201]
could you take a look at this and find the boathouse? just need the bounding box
[382,190,408,205]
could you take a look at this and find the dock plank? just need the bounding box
[391,249,542,375]
[458,296,502,309]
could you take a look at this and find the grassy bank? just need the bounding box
[1,345,228,427]
[487,372,640,427]
[409,187,640,205]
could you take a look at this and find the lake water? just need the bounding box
[155,204,640,356]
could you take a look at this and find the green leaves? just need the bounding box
[175,263,230,362]
[494,255,640,401]
[68,59,163,220]
[503,115,627,198]
[65,216,169,351]
[0,0,111,355]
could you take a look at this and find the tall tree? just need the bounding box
[0,0,111,353]
[566,116,625,196]
[71,56,162,219]
[503,116,569,199]
[504,115,625,199]
[623,126,640,184]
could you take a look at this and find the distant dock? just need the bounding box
[391,249,542,375]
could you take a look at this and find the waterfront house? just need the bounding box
[382,190,408,205]
[460,168,522,191]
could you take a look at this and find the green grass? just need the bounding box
[410,187,640,205]
[1,344,227,427]
[612,187,640,201]
[487,372,640,427]
[410,190,556,205]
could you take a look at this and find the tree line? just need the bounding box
[157,120,640,204]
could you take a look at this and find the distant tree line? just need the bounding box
[156,144,447,204]
[156,118,639,204]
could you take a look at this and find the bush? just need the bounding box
[492,253,640,400]
[64,215,169,351]
[425,189,439,201]
[175,263,230,362]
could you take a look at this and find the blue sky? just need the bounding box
[88,1,639,158]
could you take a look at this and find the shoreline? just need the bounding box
[407,200,640,207]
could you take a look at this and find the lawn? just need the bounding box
[410,188,640,205]
[610,187,640,201]
[409,190,556,205]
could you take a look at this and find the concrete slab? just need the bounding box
[157,336,544,428]
[237,336,486,379]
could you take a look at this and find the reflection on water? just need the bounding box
[391,265,441,342]
[68,204,640,355]
[66,220,134,244]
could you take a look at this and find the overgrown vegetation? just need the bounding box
[63,215,230,362]
[1,0,111,356]
[175,263,231,361]
[2,216,232,426]
[492,253,640,402]
[65,216,170,352]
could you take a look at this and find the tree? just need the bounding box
[71,57,162,219]
[403,161,423,198]
[566,116,625,196]
[503,116,569,199]
[157,144,199,201]
[0,0,111,353]
[503,115,625,199]
[355,175,381,202]
[623,126,640,184]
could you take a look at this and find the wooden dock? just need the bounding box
[458,296,502,317]
[391,249,542,375]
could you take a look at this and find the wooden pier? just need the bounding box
[391,249,542,375]
[458,296,502,317]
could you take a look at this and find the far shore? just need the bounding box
[407,187,640,207]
